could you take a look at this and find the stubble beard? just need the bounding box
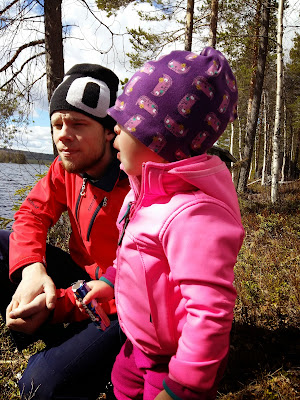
[59,147,106,175]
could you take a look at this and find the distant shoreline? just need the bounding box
[0,148,55,164]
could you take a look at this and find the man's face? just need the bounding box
[52,111,114,178]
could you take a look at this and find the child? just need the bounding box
[82,47,244,400]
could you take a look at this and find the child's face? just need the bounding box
[113,124,166,177]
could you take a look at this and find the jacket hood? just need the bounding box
[128,153,241,218]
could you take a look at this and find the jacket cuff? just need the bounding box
[99,276,114,288]
[100,265,116,286]
[163,376,206,400]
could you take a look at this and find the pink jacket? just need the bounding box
[103,154,244,394]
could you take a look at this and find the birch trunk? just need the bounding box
[288,125,294,178]
[261,91,269,185]
[230,123,236,181]
[255,114,263,178]
[238,114,242,161]
[280,100,287,182]
[271,0,284,203]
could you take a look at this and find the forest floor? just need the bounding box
[1,179,299,399]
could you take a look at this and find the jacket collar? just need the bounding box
[83,157,127,192]
[129,155,210,198]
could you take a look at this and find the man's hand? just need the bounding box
[9,262,56,314]
[6,262,56,333]
[6,293,51,334]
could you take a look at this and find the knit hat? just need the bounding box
[50,64,119,131]
[108,47,238,162]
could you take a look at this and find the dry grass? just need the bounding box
[1,180,299,399]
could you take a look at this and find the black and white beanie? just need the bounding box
[49,64,119,131]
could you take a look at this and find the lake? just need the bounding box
[0,163,49,229]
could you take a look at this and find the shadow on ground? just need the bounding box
[219,322,300,395]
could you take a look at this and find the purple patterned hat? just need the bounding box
[108,47,238,162]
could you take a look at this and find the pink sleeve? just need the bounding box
[162,199,244,392]
[100,265,116,287]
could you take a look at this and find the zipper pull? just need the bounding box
[80,178,87,197]
[118,217,130,246]
[118,202,133,246]
[119,201,132,223]
[102,196,108,207]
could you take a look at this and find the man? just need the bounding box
[0,64,129,399]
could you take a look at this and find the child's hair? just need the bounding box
[108,47,238,162]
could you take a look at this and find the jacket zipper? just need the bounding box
[75,177,87,236]
[117,171,146,246]
[118,201,133,245]
[86,196,107,241]
[75,178,87,220]
[76,177,108,241]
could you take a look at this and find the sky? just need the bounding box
[3,0,300,155]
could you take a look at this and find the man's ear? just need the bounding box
[105,128,116,142]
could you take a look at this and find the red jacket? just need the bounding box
[9,156,129,323]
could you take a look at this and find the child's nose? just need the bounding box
[113,135,119,150]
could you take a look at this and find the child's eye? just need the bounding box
[114,126,121,135]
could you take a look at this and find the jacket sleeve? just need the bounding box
[161,199,244,395]
[9,157,67,281]
[52,287,89,323]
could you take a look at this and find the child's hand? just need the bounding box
[82,280,114,305]
[154,390,172,400]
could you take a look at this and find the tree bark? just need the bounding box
[261,90,269,185]
[246,0,262,123]
[280,100,287,182]
[184,0,194,51]
[44,0,64,156]
[208,0,218,48]
[237,0,270,193]
[271,0,284,203]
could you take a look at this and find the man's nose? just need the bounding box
[57,123,74,141]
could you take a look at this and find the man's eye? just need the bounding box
[73,122,86,127]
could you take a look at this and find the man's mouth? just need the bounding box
[59,148,78,156]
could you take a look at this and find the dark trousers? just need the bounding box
[0,229,123,400]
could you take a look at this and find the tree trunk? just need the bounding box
[271,0,284,204]
[287,123,293,179]
[292,130,300,179]
[237,0,270,193]
[184,0,194,51]
[44,0,64,156]
[208,0,218,48]
[238,114,242,161]
[246,0,262,123]
[261,90,269,185]
[230,122,236,181]
[255,111,263,178]
[280,100,287,182]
